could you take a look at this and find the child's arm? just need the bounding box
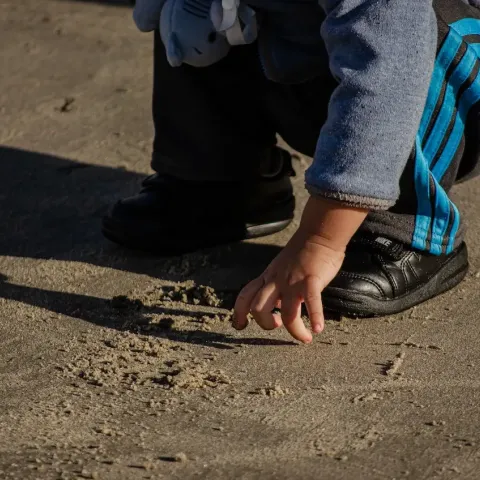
[233,196,368,343]
[233,0,439,342]
[305,0,437,210]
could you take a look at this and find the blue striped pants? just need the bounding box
[363,1,480,254]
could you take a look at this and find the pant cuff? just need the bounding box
[360,211,465,255]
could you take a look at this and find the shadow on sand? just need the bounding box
[0,146,286,348]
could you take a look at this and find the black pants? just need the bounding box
[151,0,480,254]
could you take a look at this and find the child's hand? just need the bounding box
[233,229,344,343]
[232,196,368,343]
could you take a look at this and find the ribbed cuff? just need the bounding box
[306,184,395,210]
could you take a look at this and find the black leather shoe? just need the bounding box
[322,235,469,317]
[102,147,295,254]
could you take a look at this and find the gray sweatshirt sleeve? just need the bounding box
[305,0,438,210]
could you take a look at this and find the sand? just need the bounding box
[1,1,480,479]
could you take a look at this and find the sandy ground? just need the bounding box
[1,1,480,479]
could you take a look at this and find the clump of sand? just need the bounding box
[157,283,224,307]
[57,331,170,388]
[109,281,234,336]
[156,360,232,391]
[251,383,291,397]
[57,328,232,392]
[133,281,231,308]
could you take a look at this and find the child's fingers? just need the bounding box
[281,293,312,344]
[250,282,282,330]
[233,277,264,330]
[303,276,325,334]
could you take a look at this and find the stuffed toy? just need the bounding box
[133,0,258,67]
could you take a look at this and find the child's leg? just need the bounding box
[102,33,295,253]
[322,0,480,316]
[264,0,479,258]
[360,0,480,255]
[150,31,277,182]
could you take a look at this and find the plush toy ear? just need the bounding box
[210,0,224,32]
[211,0,237,32]
[166,33,184,67]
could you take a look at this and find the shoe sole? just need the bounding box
[102,197,294,255]
[322,243,469,318]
